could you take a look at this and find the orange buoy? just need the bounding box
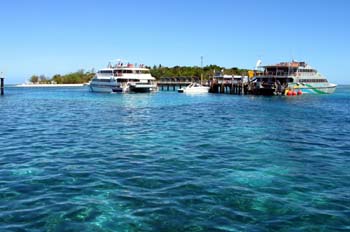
[287,90,292,96]
[292,91,297,96]
[297,90,303,95]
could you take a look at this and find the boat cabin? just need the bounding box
[97,68,150,77]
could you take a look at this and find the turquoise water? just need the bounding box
[1,86,350,231]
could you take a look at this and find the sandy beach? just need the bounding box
[16,83,88,87]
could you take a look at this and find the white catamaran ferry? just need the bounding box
[251,61,337,95]
[89,61,157,93]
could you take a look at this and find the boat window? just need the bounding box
[122,70,133,74]
[93,79,111,82]
[99,70,113,74]
[141,70,150,74]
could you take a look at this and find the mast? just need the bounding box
[288,61,290,77]
[200,56,203,84]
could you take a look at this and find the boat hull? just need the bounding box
[128,84,158,93]
[292,83,337,94]
[251,81,337,95]
[89,85,117,93]
[178,84,209,93]
[130,87,157,93]
[90,84,157,93]
[183,88,209,93]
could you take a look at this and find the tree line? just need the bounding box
[150,65,248,80]
[29,69,95,84]
[29,65,249,84]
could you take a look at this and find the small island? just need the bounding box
[20,65,248,86]
[20,69,95,86]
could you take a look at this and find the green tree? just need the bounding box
[29,70,96,84]
[30,75,39,83]
[39,75,48,84]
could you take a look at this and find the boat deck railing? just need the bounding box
[254,73,296,77]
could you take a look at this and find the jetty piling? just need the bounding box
[209,79,249,95]
[0,77,4,95]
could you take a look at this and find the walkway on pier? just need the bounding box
[157,76,200,91]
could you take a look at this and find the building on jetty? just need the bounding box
[209,71,249,95]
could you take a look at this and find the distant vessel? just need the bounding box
[89,61,157,93]
[251,61,337,95]
[178,83,209,93]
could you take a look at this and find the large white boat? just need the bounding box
[251,61,337,95]
[89,62,157,93]
[178,83,209,93]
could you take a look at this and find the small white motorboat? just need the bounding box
[178,83,209,93]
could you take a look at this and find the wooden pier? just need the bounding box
[0,77,4,95]
[209,81,249,95]
[158,81,191,91]
[157,76,251,95]
[157,77,199,91]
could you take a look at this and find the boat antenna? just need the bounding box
[288,62,290,76]
[255,59,262,70]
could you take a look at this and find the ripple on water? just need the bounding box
[0,87,350,231]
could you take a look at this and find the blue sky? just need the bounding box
[0,0,349,84]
